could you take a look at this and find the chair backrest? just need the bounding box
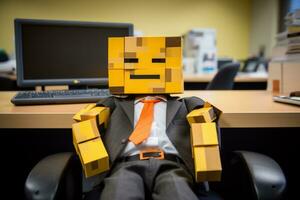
[241,57,268,73]
[0,75,17,91]
[241,57,259,72]
[206,62,240,90]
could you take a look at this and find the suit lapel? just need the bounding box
[166,98,182,129]
[119,98,134,128]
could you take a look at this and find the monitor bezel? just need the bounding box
[15,18,133,87]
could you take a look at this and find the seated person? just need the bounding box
[72,36,221,200]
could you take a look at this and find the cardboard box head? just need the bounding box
[108,36,183,94]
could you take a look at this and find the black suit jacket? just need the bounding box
[96,95,206,177]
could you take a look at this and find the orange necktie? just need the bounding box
[129,99,160,145]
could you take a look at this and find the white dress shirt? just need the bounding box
[122,95,179,156]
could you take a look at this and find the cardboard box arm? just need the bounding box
[72,105,111,178]
[187,104,222,182]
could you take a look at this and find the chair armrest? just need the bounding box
[25,152,82,200]
[231,151,286,200]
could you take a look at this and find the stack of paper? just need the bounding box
[271,9,300,61]
[268,9,300,94]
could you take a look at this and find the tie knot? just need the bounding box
[141,99,160,104]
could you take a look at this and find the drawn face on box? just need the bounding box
[108,36,183,94]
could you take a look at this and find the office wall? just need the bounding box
[249,0,278,58]
[0,0,251,60]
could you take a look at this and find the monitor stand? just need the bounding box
[69,85,89,90]
[36,85,69,91]
[69,85,108,90]
[36,85,107,91]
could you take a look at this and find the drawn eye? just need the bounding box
[152,58,165,63]
[124,58,138,63]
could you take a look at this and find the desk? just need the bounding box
[184,72,268,82]
[1,91,299,128]
[184,72,268,90]
[0,73,16,81]
[0,90,299,199]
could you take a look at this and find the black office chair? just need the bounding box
[241,57,269,73]
[0,75,18,91]
[24,149,286,200]
[0,74,34,91]
[206,63,240,90]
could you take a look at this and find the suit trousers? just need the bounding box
[100,158,199,200]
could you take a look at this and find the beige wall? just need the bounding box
[249,0,278,58]
[0,0,252,60]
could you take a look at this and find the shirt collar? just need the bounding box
[134,95,167,104]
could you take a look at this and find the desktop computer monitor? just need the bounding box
[15,19,133,87]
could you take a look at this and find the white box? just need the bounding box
[268,61,300,94]
[282,62,300,94]
[267,62,282,93]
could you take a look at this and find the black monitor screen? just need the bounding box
[15,19,133,87]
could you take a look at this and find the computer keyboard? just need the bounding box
[11,89,111,105]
